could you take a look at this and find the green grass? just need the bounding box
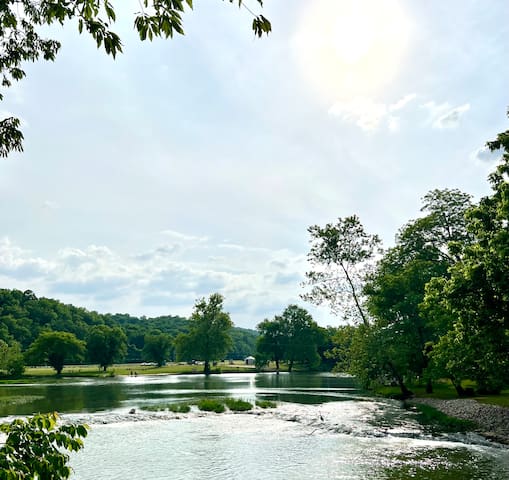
[224,398,253,411]
[410,403,476,433]
[255,399,277,409]
[196,398,226,413]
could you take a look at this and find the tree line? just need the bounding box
[0,289,258,376]
[301,125,509,398]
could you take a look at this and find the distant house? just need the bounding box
[244,356,255,365]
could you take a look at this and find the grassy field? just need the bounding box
[12,360,259,379]
[375,380,509,406]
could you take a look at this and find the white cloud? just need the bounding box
[160,229,209,243]
[328,94,417,131]
[471,145,503,164]
[388,93,417,112]
[421,101,471,129]
[0,238,53,279]
[0,237,315,328]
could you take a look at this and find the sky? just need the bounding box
[0,0,508,329]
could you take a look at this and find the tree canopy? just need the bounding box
[25,331,86,374]
[302,215,382,325]
[175,293,233,374]
[0,0,271,157]
[256,305,323,372]
[86,324,127,371]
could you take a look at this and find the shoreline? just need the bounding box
[410,397,509,445]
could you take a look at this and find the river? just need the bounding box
[1,372,508,479]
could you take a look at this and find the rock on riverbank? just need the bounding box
[412,398,509,445]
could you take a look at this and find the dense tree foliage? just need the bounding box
[0,412,87,479]
[25,331,86,374]
[0,288,255,372]
[423,127,509,394]
[175,293,233,374]
[0,339,24,377]
[360,189,473,395]
[86,325,127,371]
[0,0,271,157]
[256,305,324,372]
[142,332,172,367]
[302,215,382,325]
[317,123,509,397]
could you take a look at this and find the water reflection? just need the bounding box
[0,373,359,416]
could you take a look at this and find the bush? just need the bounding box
[0,413,88,479]
[168,402,191,413]
[256,399,277,409]
[197,398,225,413]
[224,398,253,411]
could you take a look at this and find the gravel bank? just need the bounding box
[412,398,509,445]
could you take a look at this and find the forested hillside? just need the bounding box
[0,289,257,366]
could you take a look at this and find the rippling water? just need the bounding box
[1,373,508,479]
[68,402,509,480]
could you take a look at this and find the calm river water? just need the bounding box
[1,372,508,479]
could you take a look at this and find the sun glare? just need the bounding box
[293,0,412,100]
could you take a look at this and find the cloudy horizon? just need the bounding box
[1,0,508,328]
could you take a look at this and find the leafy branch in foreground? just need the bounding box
[0,412,88,479]
[0,0,271,157]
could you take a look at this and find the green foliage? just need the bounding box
[0,340,24,377]
[255,399,276,409]
[302,215,382,324]
[336,189,473,396]
[86,325,127,371]
[25,331,85,375]
[0,0,271,157]
[422,126,509,394]
[227,327,258,360]
[142,332,173,367]
[0,288,257,372]
[196,398,225,413]
[256,305,323,372]
[0,412,88,479]
[224,398,252,411]
[175,293,233,374]
[410,403,476,433]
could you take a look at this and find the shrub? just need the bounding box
[224,398,253,411]
[256,399,277,409]
[197,398,225,413]
[168,402,191,413]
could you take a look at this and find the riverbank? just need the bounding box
[411,397,509,445]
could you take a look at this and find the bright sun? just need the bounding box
[293,0,412,100]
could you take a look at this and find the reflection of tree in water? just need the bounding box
[0,382,128,415]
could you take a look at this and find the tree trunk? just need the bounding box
[425,378,433,394]
[388,361,412,399]
[275,358,280,374]
[288,359,293,373]
[204,360,211,375]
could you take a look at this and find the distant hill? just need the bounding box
[0,288,257,362]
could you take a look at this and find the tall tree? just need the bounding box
[423,126,509,394]
[256,316,288,373]
[363,189,473,394]
[142,332,173,367]
[175,293,233,374]
[302,215,382,325]
[282,305,322,372]
[86,325,127,371]
[0,0,271,157]
[25,331,85,374]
